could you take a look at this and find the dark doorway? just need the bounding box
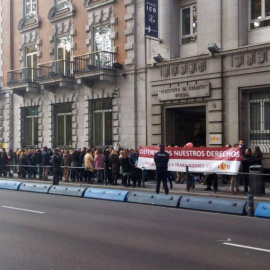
[166,106,206,147]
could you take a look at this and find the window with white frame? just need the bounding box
[240,88,270,152]
[26,44,37,82]
[250,0,270,29]
[22,106,39,147]
[54,103,72,147]
[181,4,197,45]
[25,0,37,20]
[57,35,71,76]
[89,99,113,146]
[94,25,112,52]
[55,0,69,11]
[93,25,112,68]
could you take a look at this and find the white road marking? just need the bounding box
[1,206,45,214]
[217,238,231,242]
[223,242,270,253]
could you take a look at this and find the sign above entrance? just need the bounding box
[158,83,210,101]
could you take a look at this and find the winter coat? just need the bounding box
[41,150,51,166]
[19,156,28,166]
[109,154,120,174]
[52,153,62,168]
[94,154,105,170]
[129,153,138,173]
[1,152,8,165]
[253,152,263,165]
[242,154,255,172]
[120,157,131,173]
[63,154,73,167]
[71,151,80,167]
[80,151,86,166]
[84,153,94,171]
[32,152,42,164]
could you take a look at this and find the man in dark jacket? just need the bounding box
[129,149,141,187]
[27,149,37,179]
[154,144,169,195]
[80,147,86,181]
[33,149,42,179]
[1,149,8,177]
[52,149,62,185]
[242,148,255,193]
[42,146,51,180]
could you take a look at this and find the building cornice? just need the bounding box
[84,0,115,11]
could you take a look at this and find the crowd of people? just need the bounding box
[200,140,263,194]
[0,144,143,187]
[0,139,264,193]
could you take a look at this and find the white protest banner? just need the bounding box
[138,146,242,174]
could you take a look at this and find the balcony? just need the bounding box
[37,60,76,92]
[74,51,117,85]
[7,67,40,96]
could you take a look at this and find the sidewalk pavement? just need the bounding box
[2,176,270,202]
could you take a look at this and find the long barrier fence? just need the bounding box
[0,178,270,219]
[1,164,270,196]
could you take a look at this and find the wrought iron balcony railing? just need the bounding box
[38,60,74,80]
[74,51,117,74]
[7,67,38,86]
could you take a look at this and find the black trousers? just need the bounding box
[53,168,61,185]
[206,174,218,191]
[156,171,169,195]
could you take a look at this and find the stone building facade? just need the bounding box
[143,0,270,166]
[1,0,147,150]
[1,0,270,166]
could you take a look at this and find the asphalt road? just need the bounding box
[0,190,269,270]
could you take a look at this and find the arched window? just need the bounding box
[55,0,69,11]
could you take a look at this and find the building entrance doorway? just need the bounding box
[166,106,206,147]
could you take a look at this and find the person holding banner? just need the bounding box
[154,144,169,195]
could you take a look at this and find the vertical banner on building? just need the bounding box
[145,0,159,38]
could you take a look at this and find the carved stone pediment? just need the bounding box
[18,14,41,33]
[48,2,76,23]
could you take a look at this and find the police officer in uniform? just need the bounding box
[154,144,169,195]
[52,149,62,185]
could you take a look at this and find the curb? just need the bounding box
[2,178,270,203]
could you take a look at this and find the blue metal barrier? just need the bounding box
[0,180,22,190]
[49,185,86,197]
[180,196,247,215]
[127,192,181,208]
[84,188,129,202]
[19,183,53,194]
[255,202,270,218]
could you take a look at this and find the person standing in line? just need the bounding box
[52,149,62,185]
[1,148,8,177]
[242,147,255,193]
[253,145,263,165]
[41,146,50,180]
[84,149,94,183]
[63,150,72,182]
[154,144,169,195]
[33,149,42,179]
[120,150,131,187]
[104,148,112,185]
[109,149,120,185]
[80,147,86,181]
[19,152,28,178]
[94,149,105,183]
[129,149,141,188]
